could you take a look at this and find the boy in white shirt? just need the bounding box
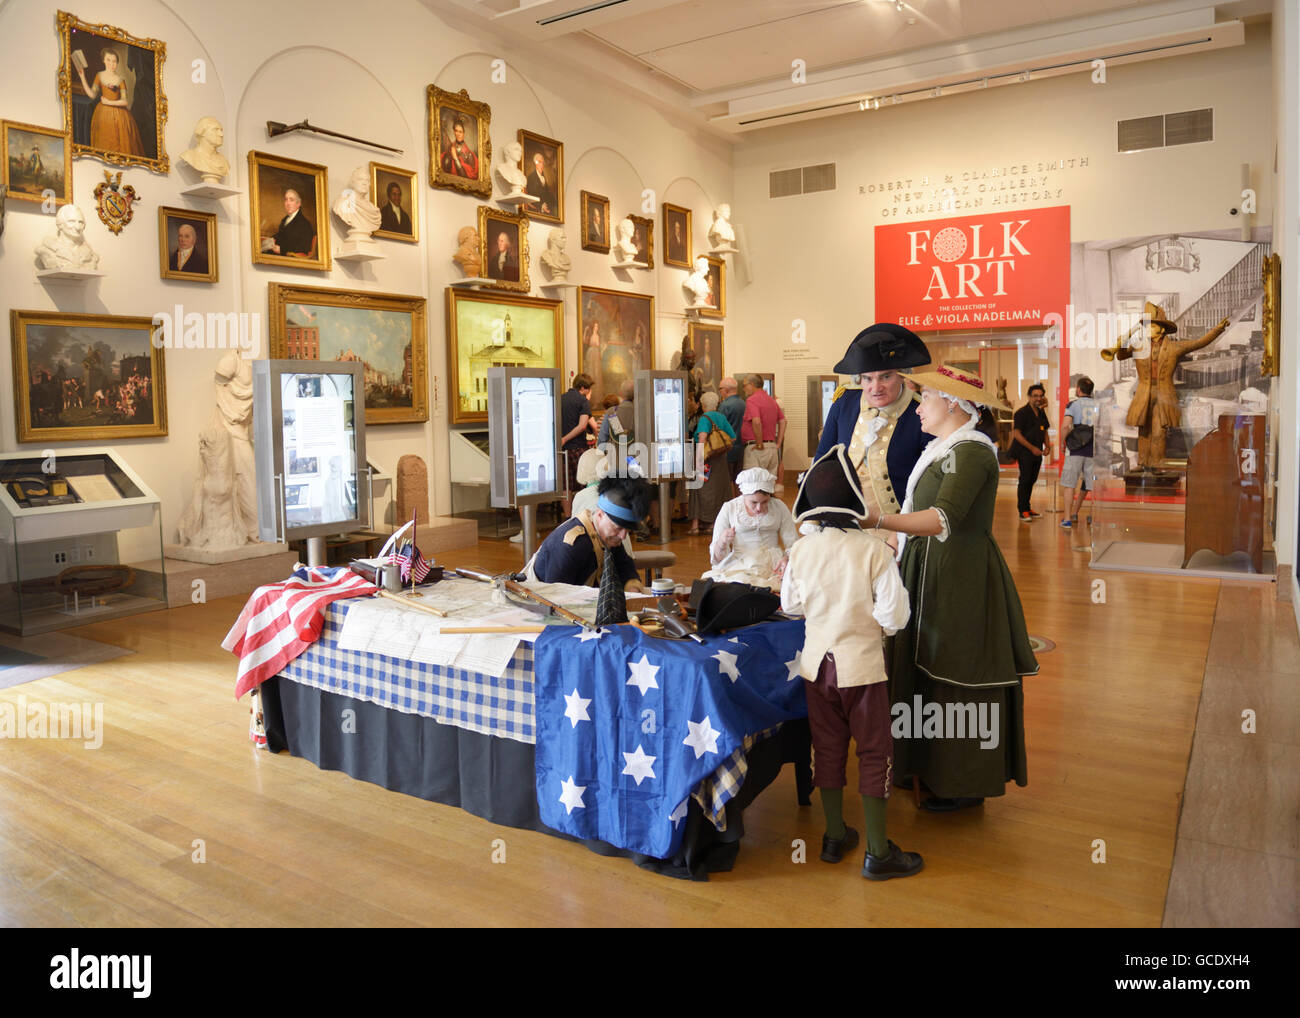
[782,444,923,880]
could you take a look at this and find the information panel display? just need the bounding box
[634,370,690,482]
[253,360,367,542]
[488,367,561,507]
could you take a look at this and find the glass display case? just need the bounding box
[0,449,167,634]
[806,375,840,456]
[1087,392,1272,578]
[488,368,561,507]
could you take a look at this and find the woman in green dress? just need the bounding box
[861,364,1037,812]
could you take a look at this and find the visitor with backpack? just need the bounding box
[1060,376,1099,530]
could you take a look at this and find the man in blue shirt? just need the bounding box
[717,376,747,491]
[525,477,653,590]
[1060,376,1100,529]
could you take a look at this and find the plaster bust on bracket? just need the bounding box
[35,204,100,271]
[495,141,529,197]
[332,166,382,240]
[612,217,640,264]
[540,229,571,281]
[453,225,482,277]
[683,256,712,307]
[180,116,231,183]
[708,203,737,253]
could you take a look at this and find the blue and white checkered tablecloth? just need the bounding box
[276,597,784,831]
[279,598,537,742]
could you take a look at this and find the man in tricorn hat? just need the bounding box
[814,323,931,525]
[782,443,922,880]
[1118,301,1230,468]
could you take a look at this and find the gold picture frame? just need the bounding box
[268,283,428,425]
[11,309,167,443]
[700,255,726,319]
[518,128,563,224]
[687,321,724,394]
[370,162,419,243]
[158,206,217,283]
[428,86,491,198]
[628,213,654,269]
[1262,251,1280,377]
[477,204,530,293]
[578,285,655,409]
[662,202,691,268]
[57,10,168,173]
[446,288,564,425]
[580,190,610,253]
[248,150,330,272]
[2,120,72,205]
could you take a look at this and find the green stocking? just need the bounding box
[820,788,845,839]
[862,795,888,859]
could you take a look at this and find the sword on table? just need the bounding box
[452,567,597,630]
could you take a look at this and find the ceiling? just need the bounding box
[422,0,1269,134]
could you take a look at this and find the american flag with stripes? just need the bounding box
[223,566,376,699]
[386,542,432,584]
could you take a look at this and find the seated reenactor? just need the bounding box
[523,476,652,591]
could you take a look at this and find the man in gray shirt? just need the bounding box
[718,376,747,491]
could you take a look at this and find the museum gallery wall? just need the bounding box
[0,0,733,545]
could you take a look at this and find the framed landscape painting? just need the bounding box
[446,289,563,424]
[268,283,428,425]
[578,286,654,409]
[11,309,167,442]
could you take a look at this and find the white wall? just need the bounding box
[0,0,733,539]
[729,23,1276,469]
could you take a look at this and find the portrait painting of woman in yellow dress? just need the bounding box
[58,13,168,173]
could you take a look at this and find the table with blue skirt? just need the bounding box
[259,597,812,880]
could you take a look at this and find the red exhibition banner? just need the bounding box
[874,205,1069,332]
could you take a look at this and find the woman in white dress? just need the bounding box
[703,468,798,590]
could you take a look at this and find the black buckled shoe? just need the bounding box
[819,825,859,863]
[919,796,985,813]
[862,841,924,881]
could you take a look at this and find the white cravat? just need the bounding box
[177,248,191,270]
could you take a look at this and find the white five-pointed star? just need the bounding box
[713,649,741,682]
[669,799,688,828]
[622,744,657,785]
[785,655,802,682]
[727,637,746,647]
[626,653,660,695]
[558,776,586,814]
[563,688,592,728]
[683,716,721,758]
[574,627,604,642]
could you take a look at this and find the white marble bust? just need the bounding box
[495,141,529,197]
[332,166,382,239]
[708,203,737,252]
[683,255,712,306]
[612,217,640,264]
[540,229,571,281]
[180,116,231,183]
[35,204,100,271]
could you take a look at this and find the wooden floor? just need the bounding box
[0,480,1287,926]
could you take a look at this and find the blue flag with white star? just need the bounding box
[533,621,808,858]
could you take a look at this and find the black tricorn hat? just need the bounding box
[794,444,868,523]
[690,579,781,635]
[834,323,930,375]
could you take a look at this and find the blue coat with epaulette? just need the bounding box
[814,390,929,505]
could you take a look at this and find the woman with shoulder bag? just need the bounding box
[689,391,737,535]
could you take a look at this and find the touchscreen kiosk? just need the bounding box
[634,370,690,481]
[488,368,561,507]
[807,375,841,455]
[253,360,367,542]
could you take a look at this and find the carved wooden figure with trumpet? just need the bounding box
[1107,301,1230,468]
